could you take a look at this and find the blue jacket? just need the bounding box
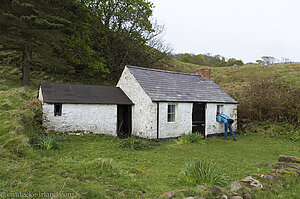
[217,113,230,124]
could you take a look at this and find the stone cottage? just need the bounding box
[38,65,238,139]
[117,66,238,139]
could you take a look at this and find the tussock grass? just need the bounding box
[86,158,118,176]
[178,159,229,187]
[117,137,154,151]
[174,132,203,145]
[31,135,64,150]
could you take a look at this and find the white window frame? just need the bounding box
[217,104,224,114]
[167,104,176,123]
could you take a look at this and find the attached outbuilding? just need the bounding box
[117,66,238,139]
[38,83,133,137]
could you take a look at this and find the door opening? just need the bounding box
[117,105,132,138]
[192,103,206,137]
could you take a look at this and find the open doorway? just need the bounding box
[117,105,132,138]
[192,103,206,136]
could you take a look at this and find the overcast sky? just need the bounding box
[150,0,300,63]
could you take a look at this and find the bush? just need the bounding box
[31,135,64,150]
[117,137,153,151]
[179,159,229,187]
[174,133,203,145]
[234,77,299,124]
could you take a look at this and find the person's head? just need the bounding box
[217,112,220,115]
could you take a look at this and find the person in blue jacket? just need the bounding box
[216,112,237,141]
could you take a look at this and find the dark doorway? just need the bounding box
[192,103,206,136]
[117,105,132,138]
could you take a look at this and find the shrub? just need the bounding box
[178,159,229,187]
[174,133,203,145]
[233,77,299,124]
[117,137,153,151]
[31,134,64,150]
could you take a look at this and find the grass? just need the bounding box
[0,63,300,198]
[178,159,229,187]
[174,132,203,145]
[1,134,299,198]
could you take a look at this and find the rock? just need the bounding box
[220,194,228,199]
[230,181,243,191]
[278,155,300,163]
[272,169,288,175]
[241,176,263,189]
[230,192,238,196]
[163,191,175,198]
[230,196,242,199]
[243,193,251,199]
[194,196,206,199]
[210,186,221,193]
[196,185,207,191]
[260,174,276,182]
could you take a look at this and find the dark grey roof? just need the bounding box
[127,65,237,104]
[39,82,133,105]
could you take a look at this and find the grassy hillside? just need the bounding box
[0,63,300,198]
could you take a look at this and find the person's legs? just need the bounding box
[224,122,228,140]
[229,124,237,140]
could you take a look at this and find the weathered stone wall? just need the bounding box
[117,67,157,139]
[42,103,117,135]
[205,103,238,136]
[158,102,192,138]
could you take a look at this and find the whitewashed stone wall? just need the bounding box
[117,67,157,139]
[158,102,192,138]
[42,103,117,135]
[205,103,237,136]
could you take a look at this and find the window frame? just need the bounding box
[217,105,224,114]
[167,104,176,123]
[54,103,62,116]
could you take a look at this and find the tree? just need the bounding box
[0,0,72,85]
[261,56,276,65]
[227,58,244,66]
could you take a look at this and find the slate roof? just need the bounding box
[39,82,133,105]
[127,65,238,104]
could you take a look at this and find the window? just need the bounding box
[167,104,176,122]
[217,105,223,114]
[54,104,62,116]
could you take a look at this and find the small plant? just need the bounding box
[87,158,118,176]
[117,137,153,151]
[178,159,229,187]
[174,132,203,145]
[31,134,64,150]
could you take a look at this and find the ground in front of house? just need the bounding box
[0,133,299,198]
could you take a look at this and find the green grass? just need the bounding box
[1,63,300,198]
[1,134,299,198]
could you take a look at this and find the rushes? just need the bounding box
[31,134,64,150]
[174,133,203,145]
[179,159,229,187]
[117,137,153,151]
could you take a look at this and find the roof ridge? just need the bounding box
[40,82,116,88]
[126,65,204,77]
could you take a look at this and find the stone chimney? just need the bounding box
[194,69,211,78]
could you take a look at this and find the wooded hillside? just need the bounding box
[0,0,169,85]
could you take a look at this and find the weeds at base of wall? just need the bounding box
[117,137,155,151]
[174,132,204,145]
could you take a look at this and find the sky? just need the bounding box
[149,0,300,63]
